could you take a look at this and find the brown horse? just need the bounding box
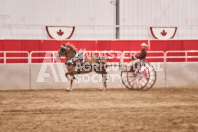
[57,43,108,91]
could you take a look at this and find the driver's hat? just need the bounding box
[141,43,148,47]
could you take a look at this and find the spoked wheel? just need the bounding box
[121,62,157,91]
[121,70,132,89]
[127,65,150,90]
[141,62,157,91]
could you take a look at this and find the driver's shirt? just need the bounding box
[136,49,147,60]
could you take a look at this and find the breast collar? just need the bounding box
[65,50,85,65]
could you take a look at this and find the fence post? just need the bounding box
[4,52,6,64]
[53,51,55,63]
[164,51,168,88]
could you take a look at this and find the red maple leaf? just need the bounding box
[57,29,64,36]
[161,30,167,36]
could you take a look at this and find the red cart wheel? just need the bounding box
[141,62,157,91]
[121,70,133,89]
[121,62,157,91]
[127,65,150,90]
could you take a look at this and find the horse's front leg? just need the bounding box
[65,72,74,80]
[65,72,75,92]
[68,79,73,92]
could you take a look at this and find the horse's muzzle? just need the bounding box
[56,54,61,59]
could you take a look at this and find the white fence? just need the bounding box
[0,51,29,64]
[0,50,198,90]
[1,50,198,64]
[164,50,198,87]
[165,50,198,62]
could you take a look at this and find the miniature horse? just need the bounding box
[57,44,108,91]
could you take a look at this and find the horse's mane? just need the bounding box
[63,43,77,53]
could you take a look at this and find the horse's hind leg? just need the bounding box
[100,73,107,91]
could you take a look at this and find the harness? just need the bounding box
[65,50,107,74]
[65,50,85,74]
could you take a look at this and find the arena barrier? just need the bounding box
[0,50,198,90]
[165,50,198,87]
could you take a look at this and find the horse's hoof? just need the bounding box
[66,89,70,92]
[99,89,103,91]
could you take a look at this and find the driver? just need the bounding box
[126,43,148,71]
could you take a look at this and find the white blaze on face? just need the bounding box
[56,54,60,58]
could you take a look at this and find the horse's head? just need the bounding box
[57,43,77,58]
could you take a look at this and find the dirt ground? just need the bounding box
[0,87,198,132]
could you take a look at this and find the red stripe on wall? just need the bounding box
[0,40,198,63]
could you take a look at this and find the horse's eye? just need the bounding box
[60,48,65,52]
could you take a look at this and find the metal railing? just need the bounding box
[29,51,58,63]
[1,50,198,64]
[164,50,198,87]
[165,50,198,62]
[121,51,165,65]
[0,51,29,64]
[29,50,164,65]
[29,50,124,65]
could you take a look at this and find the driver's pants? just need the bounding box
[126,59,141,70]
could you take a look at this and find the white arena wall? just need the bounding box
[0,0,198,39]
[0,62,198,90]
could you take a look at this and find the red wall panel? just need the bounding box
[2,40,22,51]
[182,40,198,50]
[21,40,41,63]
[96,41,111,50]
[128,40,148,51]
[150,40,198,51]
[2,40,22,63]
[76,40,96,51]
[0,40,198,63]
[40,40,60,51]
[150,40,198,62]
[21,40,41,52]
[0,41,3,63]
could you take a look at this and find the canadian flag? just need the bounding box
[46,26,75,40]
[150,27,177,40]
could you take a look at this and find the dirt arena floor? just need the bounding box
[0,87,198,132]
